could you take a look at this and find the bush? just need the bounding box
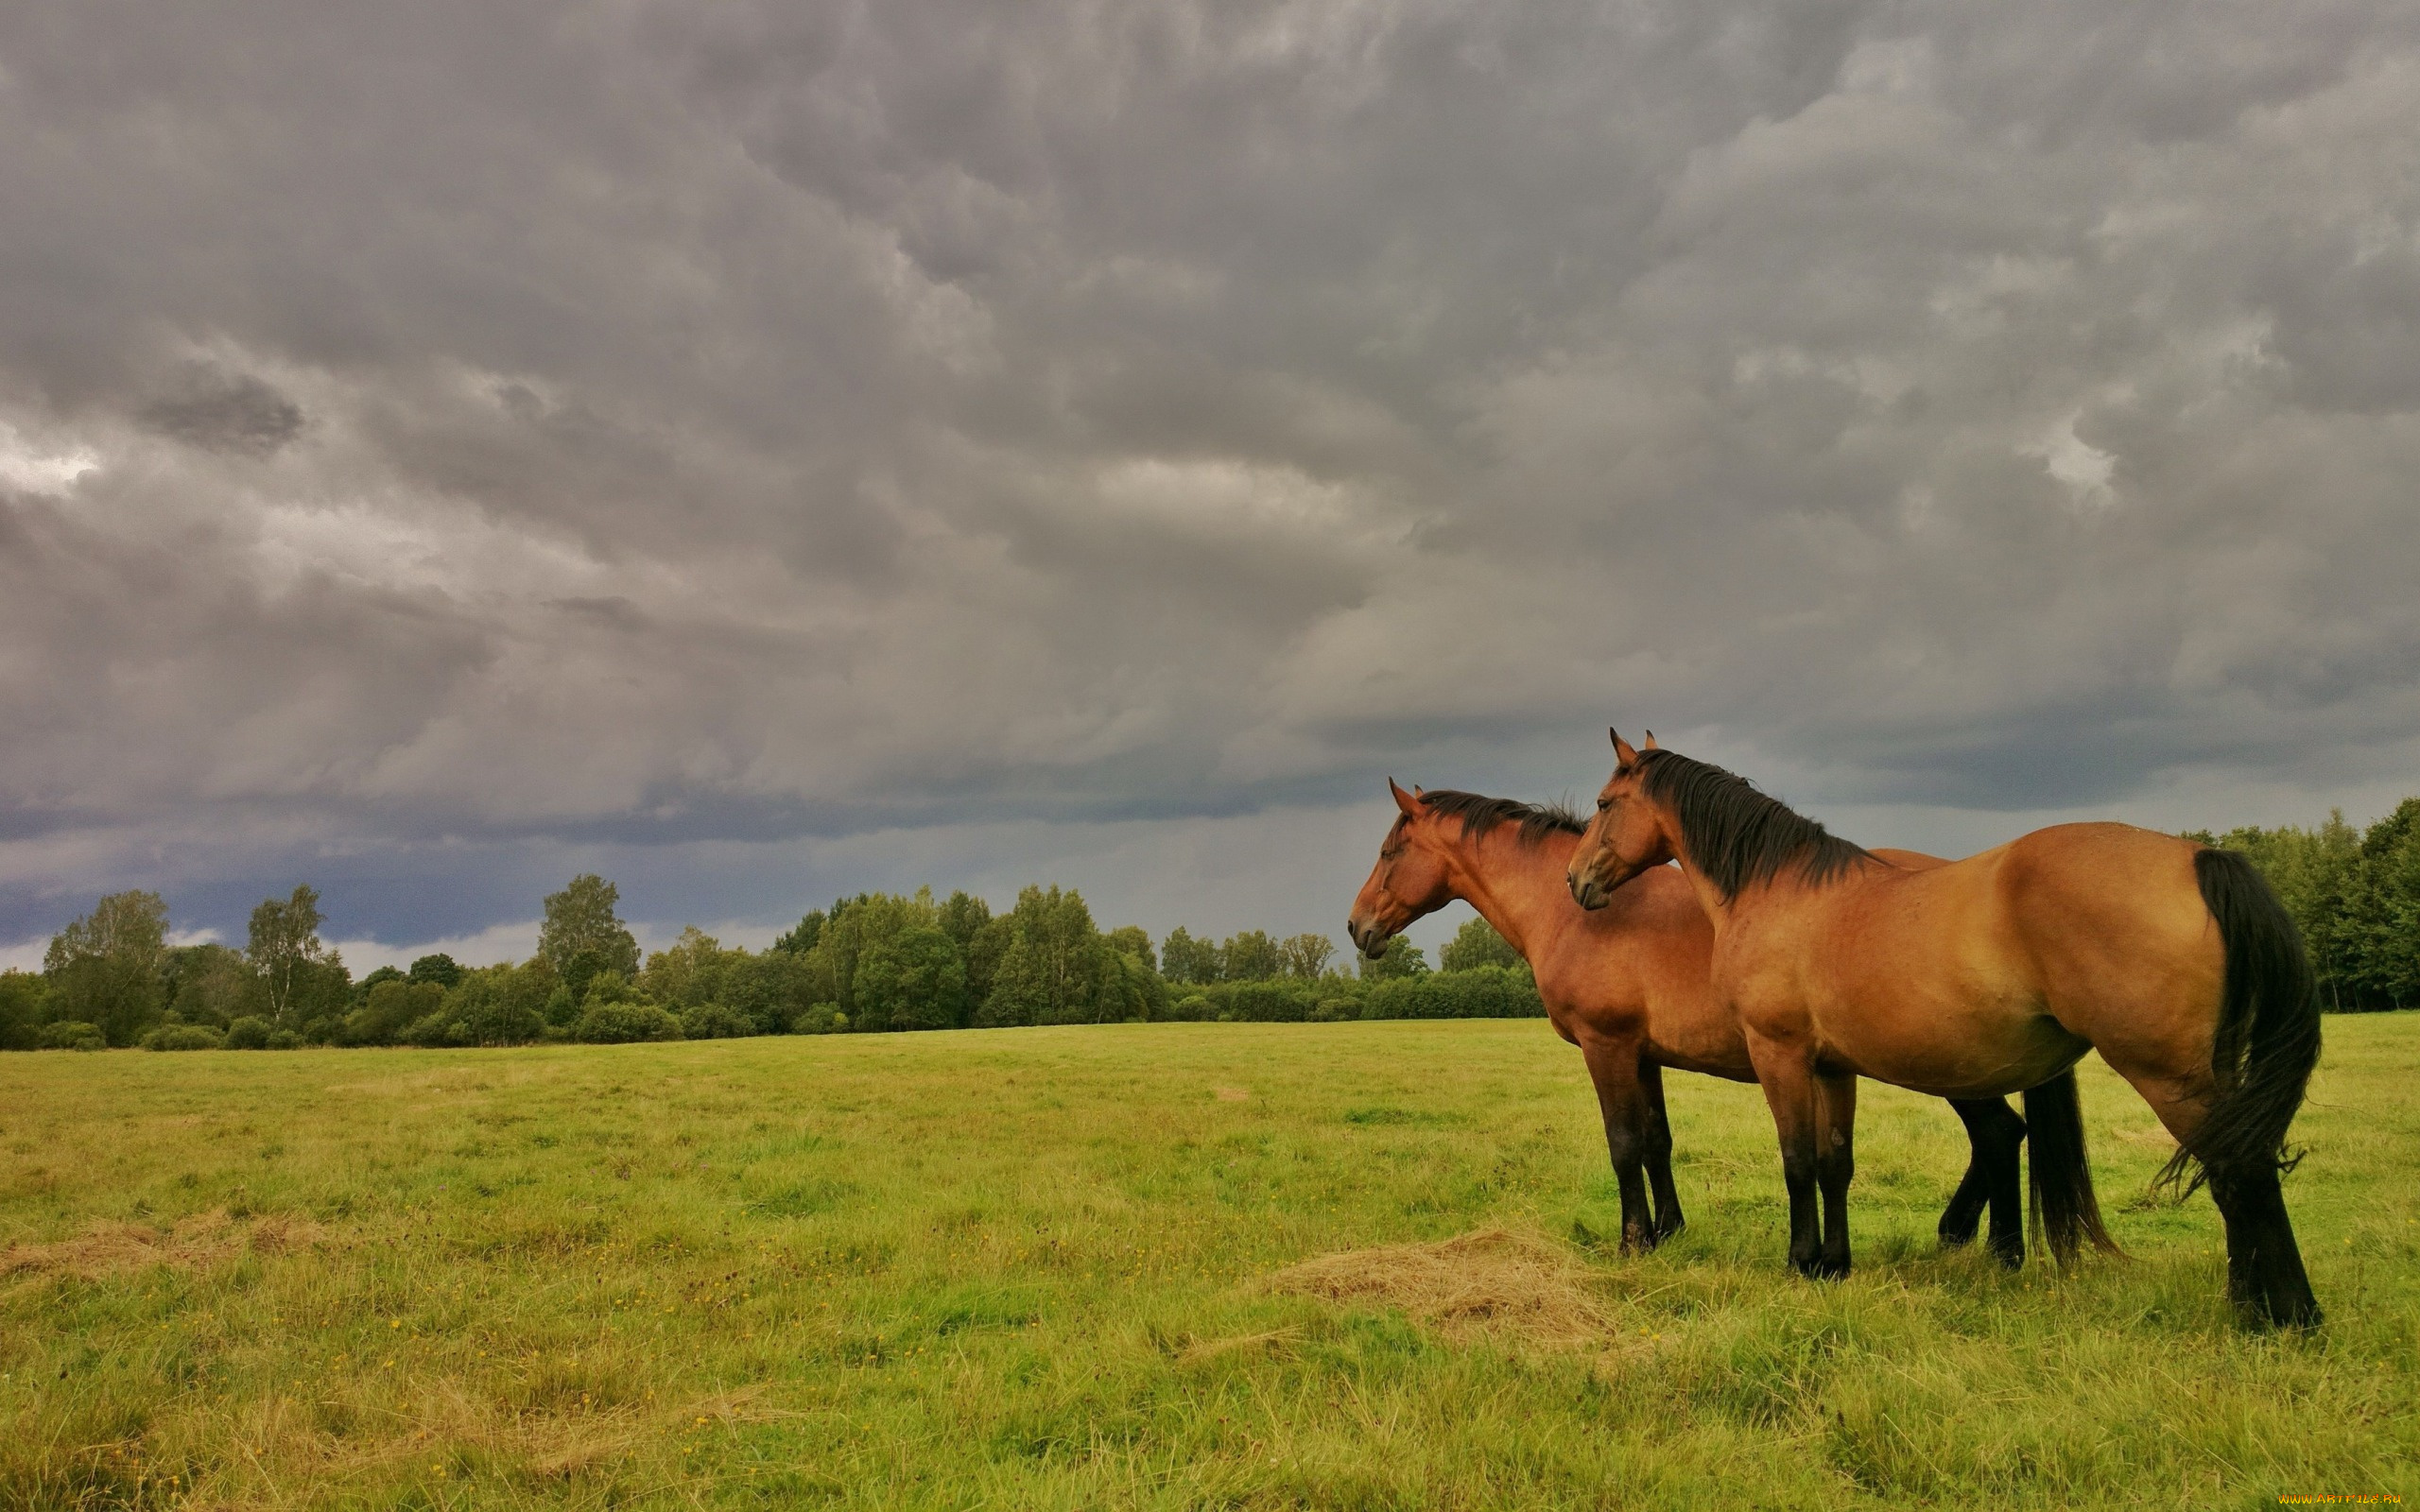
[142,1023,226,1051]
[40,1021,106,1051]
[1168,994,1214,1022]
[793,1003,846,1035]
[1312,997,1359,1022]
[572,1002,683,1044]
[1217,980,1314,1022]
[1360,966,1546,1021]
[224,1016,272,1049]
[679,1002,756,1040]
[265,1028,302,1050]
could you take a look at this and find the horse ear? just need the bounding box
[1611,730,1641,768]
[1389,778,1421,816]
[1642,730,1660,750]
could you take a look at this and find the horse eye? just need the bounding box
[1596,798,1611,812]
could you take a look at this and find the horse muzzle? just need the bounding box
[1567,868,1611,912]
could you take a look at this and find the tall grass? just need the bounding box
[3,1017,2413,1508]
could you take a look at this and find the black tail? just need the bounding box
[2025,1070,2118,1264]
[2157,849,2324,1195]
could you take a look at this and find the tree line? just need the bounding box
[9,793,2409,1053]
[0,873,1540,1052]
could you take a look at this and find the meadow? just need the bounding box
[3,1016,2414,1510]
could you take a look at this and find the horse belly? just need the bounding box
[1805,951,2084,1098]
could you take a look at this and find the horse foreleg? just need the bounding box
[1580,1035,1657,1253]
[1748,1040,1825,1279]
[1942,1096,2027,1268]
[1640,1059,1685,1242]
[1813,1070,1857,1280]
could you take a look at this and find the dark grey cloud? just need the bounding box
[4,0,2420,951]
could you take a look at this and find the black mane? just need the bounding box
[1634,750,1871,901]
[1418,789,1585,848]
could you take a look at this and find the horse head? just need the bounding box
[1346,779,1454,959]
[1568,729,1673,910]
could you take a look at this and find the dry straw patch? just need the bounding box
[1267,1228,1613,1349]
[0,1209,327,1280]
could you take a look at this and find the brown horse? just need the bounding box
[1346,779,2098,1266]
[1566,732,2322,1329]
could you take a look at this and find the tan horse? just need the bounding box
[1347,780,2101,1265]
[1566,733,2321,1329]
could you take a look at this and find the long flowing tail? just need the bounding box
[2157,849,2324,1194]
[2024,1070,2118,1263]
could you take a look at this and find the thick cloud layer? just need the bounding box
[4,0,2419,953]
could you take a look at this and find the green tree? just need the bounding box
[812,889,943,1022]
[939,892,994,953]
[1221,930,1282,982]
[1440,918,1522,972]
[248,885,333,1027]
[856,925,967,1031]
[1359,935,1428,982]
[2349,799,2420,1008]
[408,954,464,989]
[343,979,444,1045]
[45,890,170,1045]
[1160,927,1219,986]
[1277,933,1336,980]
[446,959,554,1045]
[537,874,641,998]
[642,926,732,1010]
[979,885,1109,1025]
[977,933,1048,1028]
[719,950,816,1034]
[1106,925,1157,975]
[0,971,48,1051]
[771,908,826,955]
[164,943,261,1027]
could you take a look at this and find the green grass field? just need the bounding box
[4,1015,2415,1510]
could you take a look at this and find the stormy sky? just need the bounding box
[5,0,2420,969]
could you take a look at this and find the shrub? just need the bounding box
[224,1016,272,1049]
[265,1028,302,1050]
[1169,994,1214,1022]
[572,1002,683,1044]
[142,1023,226,1051]
[679,1002,756,1040]
[1360,966,1546,1021]
[793,1003,846,1035]
[1312,997,1359,1022]
[1219,980,1314,1022]
[41,1021,108,1051]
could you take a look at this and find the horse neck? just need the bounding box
[1652,800,1746,933]
[1429,825,1581,962]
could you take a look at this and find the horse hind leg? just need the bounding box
[1640,1060,1685,1242]
[2119,1070,2321,1332]
[2207,1163,2322,1331]
[1940,1096,2026,1268]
